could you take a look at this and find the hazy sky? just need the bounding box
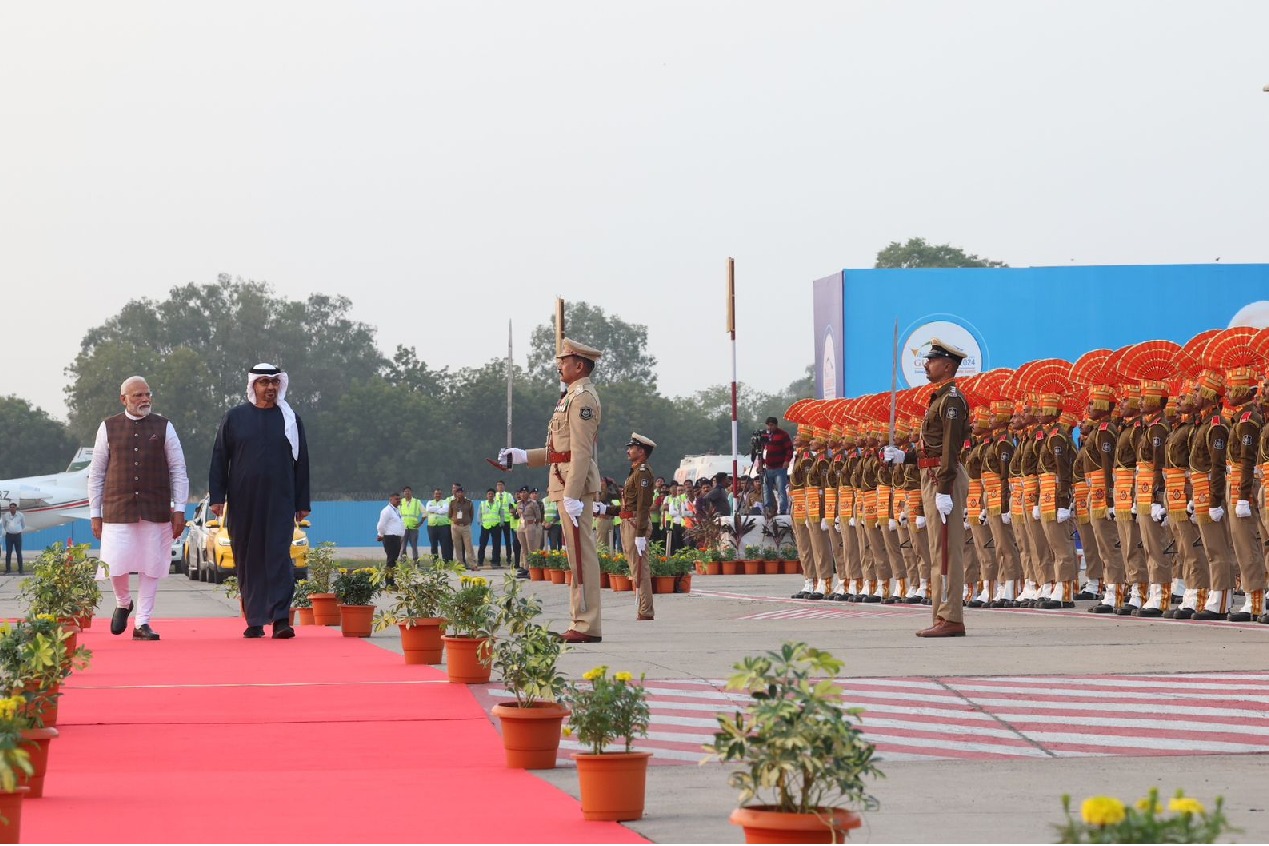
[4,1,1268,423]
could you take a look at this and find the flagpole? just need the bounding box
[727,258,739,499]
[506,319,514,454]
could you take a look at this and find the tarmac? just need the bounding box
[4,553,1268,843]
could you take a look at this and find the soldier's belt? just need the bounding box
[548,450,572,463]
[619,511,635,519]
[917,458,941,469]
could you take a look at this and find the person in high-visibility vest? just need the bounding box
[542,497,561,551]
[493,481,515,560]
[425,487,453,562]
[508,486,525,570]
[477,489,504,569]
[399,486,425,563]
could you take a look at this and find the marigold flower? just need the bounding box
[561,727,573,737]
[1168,797,1205,815]
[614,671,633,683]
[36,614,56,622]
[582,665,607,682]
[1081,796,1127,827]
[1134,797,1162,814]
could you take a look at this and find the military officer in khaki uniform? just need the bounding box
[501,338,605,643]
[603,433,658,621]
[884,339,971,637]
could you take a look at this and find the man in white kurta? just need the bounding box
[88,376,189,641]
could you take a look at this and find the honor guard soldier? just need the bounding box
[500,338,605,643]
[604,433,658,621]
[787,417,816,599]
[1189,366,1236,620]
[1022,360,1079,609]
[1161,380,1209,618]
[982,386,1022,607]
[884,338,971,638]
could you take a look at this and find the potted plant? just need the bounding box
[291,579,315,626]
[761,545,782,575]
[544,550,568,585]
[719,545,740,576]
[705,641,883,843]
[0,695,34,840]
[743,544,764,576]
[221,575,243,618]
[0,615,91,730]
[489,571,571,769]
[18,543,101,624]
[439,575,496,683]
[561,665,652,822]
[1055,788,1236,844]
[607,553,632,592]
[331,567,383,637]
[305,541,340,626]
[525,549,548,582]
[649,554,677,594]
[779,543,801,575]
[374,558,462,664]
[670,549,694,593]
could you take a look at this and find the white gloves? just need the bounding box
[963,517,971,530]
[498,447,528,466]
[1186,500,1195,515]
[978,509,988,525]
[592,501,605,515]
[1209,506,1225,523]
[1001,512,1011,525]
[1236,500,1252,518]
[833,517,841,530]
[848,517,856,528]
[888,518,898,531]
[1057,507,1071,524]
[1107,509,1116,522]
[1032,505,1041,521]
[915,515,927,529]
[1150,503,1166,523]
[1130,506,1137,518]
[882,445,906,465]
[935,493,953,522]
[563,497,584,526]
[820,518,829,530]
[634,536,647,555]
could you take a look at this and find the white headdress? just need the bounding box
[247,363,299,460]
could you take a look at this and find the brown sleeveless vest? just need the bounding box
[103,413,172,523]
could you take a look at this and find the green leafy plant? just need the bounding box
[704,641,883,815]
[0,695,33,796]
[18,542,102,618]
[0,615,91,725]
[373,558,463,631]
[1055,788,1237,844]
[722,513,757,554]
[222,576,240,601]
[332,567,382,606]
[305,541,338,593]
[562,666,650,754]
[762,518,793,552]
[291,579,315,609]
[490,570,567,707]
[440,575,496,638]
[686,502,722,551]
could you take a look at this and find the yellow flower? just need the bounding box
[1081,796,1127,827]
[614,671,633,683]
[1134,797,1162,814]
[561,727,573,737]
[36,614,56,623]
[582,666,608,682]
[1169,797,1205,815]
[338,568,348,574]
[0,698,17,721]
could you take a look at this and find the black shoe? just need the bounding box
[1074,590,1099,601]
[111,602,134,636]
[132,623,160,641]
[806,591,825,601]
[863,594,882,603]
[272,621,295,639]
[967,599,985,608]
[1193,610,1226,621]
[1258,613,1269,625]
[791,590,809,599]
[1227,611,1252,623]
[243,625,266,638]
[1115,605,1137,616]
[1039,599,1063,610]
[515,569,530,580]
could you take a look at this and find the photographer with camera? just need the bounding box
[754,416,793,515]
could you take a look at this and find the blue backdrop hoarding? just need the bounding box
[813,263,1269,398]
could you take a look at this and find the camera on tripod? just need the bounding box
[749,430,769,462]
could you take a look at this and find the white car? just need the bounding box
[170,526,188,574]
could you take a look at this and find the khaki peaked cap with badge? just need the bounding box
[621,432,658,535]
[627,432,657,451]
[522,337,604,501]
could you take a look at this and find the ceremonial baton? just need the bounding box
[569,516,588,613]
[940,513,950,604]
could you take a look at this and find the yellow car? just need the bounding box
[185,496,310,583]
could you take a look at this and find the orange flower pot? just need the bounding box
[781,560,802,575]
[743,560,761,576]
[442,635,492,684]
[762,560,781,575]
[729,805,861,844]
[338,604,375,637]
[399,618,445,664]
[294,608,315,626]
[21,683,58,728]
[528,567,546,581]
[564,570,573,585]
[599,572,611,589]
[610,574,633,592]
[72,612,93,630]
[573,751,652,821]
[547,569,567,585]
[0,787,30,843]
[653,576,675,594]
[704,561,722,576]
[721,561,740,576]
[491,702,570,769]
[309,593,340,626]
[674,574,693,593]
[17,727,58,798]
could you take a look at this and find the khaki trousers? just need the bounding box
[1040,517,1079,581]
[922,466,969,625]
[807,522,833,584]
[839,520,860,583]
[1169,516,1208,589]
[970,520,998,582]
[854,520,871,582]
[450,524,473,567]
[791,519,812,577]
[880,523,905,585]
[1114,514,1148,584]
[1197,518,1236,591]
[560,495,602,636]
[828,523,845,585]
[1076,520,1103,582]
[1026,515,1053,583]
[898,524,921,585]
[910,523,933,582]
[620,523,653,619]
[1228,512,1267,592]
[524,524,543,554]
[595,516,614,550]
[1088,516,1124,584]
[1136,512,1173,585]
[865,524,891,581]
[988,515,1022,581]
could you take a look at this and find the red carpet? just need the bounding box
[25,618,647,844]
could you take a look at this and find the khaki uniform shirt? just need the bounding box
[916,381,970,495]
[1228,404,1262,502]
[525,376,602,500]
[620,463,655,536]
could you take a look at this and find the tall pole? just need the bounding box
[506,319,514,452]
[727,258,739,498]
[888,319,899,446]
[555,298,567,399]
